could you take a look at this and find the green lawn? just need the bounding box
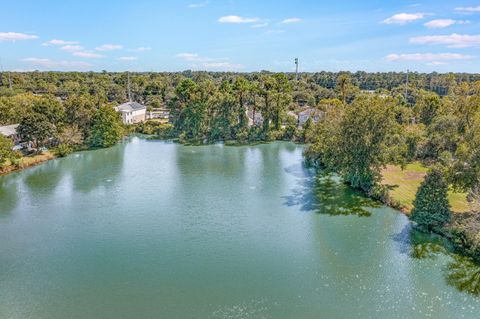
[381,162,470,214]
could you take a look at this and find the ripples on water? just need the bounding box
[398,228,480,297]
[285,166,480,298]
[2,139,480,318]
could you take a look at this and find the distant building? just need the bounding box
[0,124,21,144]
[147,108,170,121]
[298,108,325,127]
[246,109,264,127]
[114,102,147,125]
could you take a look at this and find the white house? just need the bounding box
[298,108,325,127]
[114,102,147,125]
[0,124,21,144]
[246,109,264,127]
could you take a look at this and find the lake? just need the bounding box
[0,137,479,318]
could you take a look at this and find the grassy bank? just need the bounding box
[381,162,470,214]
[0,152,56,176]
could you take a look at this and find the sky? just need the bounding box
[0,0,479,73]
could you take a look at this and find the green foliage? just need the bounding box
[415,90,441,126]
[306,96,400,191]
[18,112,56,148]
[449,214,480,261]
[55,144,73,157]
[0,93,36,125]
[32,95,65,125]
[404,125,426,161]
[0,135,19,168]
[88,106,123,148]
[411,169,451,232]
[64,94,97,137]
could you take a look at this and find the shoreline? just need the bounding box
[0,152,56,176]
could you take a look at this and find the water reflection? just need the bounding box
[69,144,125,193]
[446,255,480,295]
[283,169,380,216]
[400,227,480,296]
[23,160,66,196]
[0,177,19,215]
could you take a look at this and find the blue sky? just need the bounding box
[1,0,479,72]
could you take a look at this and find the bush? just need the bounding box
[283,124,298,141]
[55,144,73,157]
[449,214,480,261]
[156,124,175,139]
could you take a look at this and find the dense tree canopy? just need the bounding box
[88,106,123,148]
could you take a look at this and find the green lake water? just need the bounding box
[0,137,479,318]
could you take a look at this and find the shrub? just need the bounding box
[55,144,73,157]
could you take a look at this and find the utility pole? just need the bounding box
[405,69,409,103]
[0,57,3,88]
[294,58,299,81]
[127,71,132,102]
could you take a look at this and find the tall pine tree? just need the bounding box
[411,169,451,232]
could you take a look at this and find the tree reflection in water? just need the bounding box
[283,168,380,217]
[446,255,480,295]
[408,229,480,296]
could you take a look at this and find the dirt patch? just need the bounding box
[404,171,426,180]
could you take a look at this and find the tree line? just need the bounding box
[304,78,480,262]
[1,71,480,263]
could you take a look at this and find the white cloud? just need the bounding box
[424,19,469,28]
[42,39,78,46]
[202,62,244,70]
[176,53,242,70]
[427,61,447,66]
[95,44,123,51]
[117,56,138,61]
[265,29,285,35]
[410,34,480,48]
[251,22,269,28]
[176,52,211,62]
[0,32,38,41]
[281,17,302,24]
[188,1,208,8]
[21,57,92,69]
[385,53,474,62]
[130,47,151,52]
[218,15,260,24]
[382,13,427,24]
[72,51,104,58]
[60,45,84,52]
[455,6,480,14]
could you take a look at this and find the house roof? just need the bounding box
[299,108,322,116]
[116,102,146,112]
[0,124,19,137]
[246,109,263,120]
